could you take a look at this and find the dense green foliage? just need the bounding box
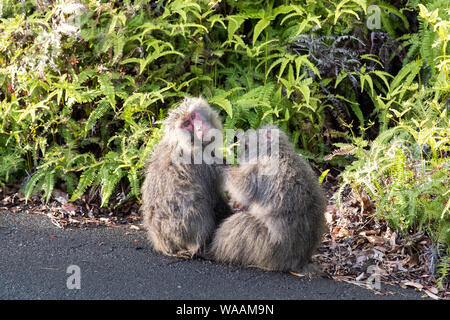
[0,0,448,283]
[335,3,449,287]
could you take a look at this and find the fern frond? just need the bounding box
[84,100,111,133]
[100,165,125,207]
[71,166,98,202]
[97,73,116,108]
[24,169,47,201]
[43,170,56,203]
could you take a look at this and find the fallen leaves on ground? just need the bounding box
[314,180,449,300]
[0,184,141,229]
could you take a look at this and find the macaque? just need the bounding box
[141,97,230,258]
[210,125,327,273]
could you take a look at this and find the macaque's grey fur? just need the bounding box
[210,125,327,272]
[141,97,230,258]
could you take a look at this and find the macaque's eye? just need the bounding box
[182,120,190,128]
[190,112,196,120]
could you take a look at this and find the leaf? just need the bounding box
[280,5,306,25]
[71,166,98,202]
[334,8,361,24]
[296,18,309,35]
[377,2,409,29]
[113,33,125,64]
[84,100,111,133]
[98,73,116,108]
[272,5,296,17]
[372,70,393,90]
[350,103,365,130]
[318,169,330,184]
[127,168,140,199]
[253,18,271,44]
[209,96,233,118]
[289,271,306,277]
[227,15,245,41]
[100,165,124,207]
[298,79,312,105]
[390,60,422,93]
[43,171,55,203]
[424,290,440,300]
[324,145,356,161]
[335,70,348,88]
[24,170,46,201]
[402,281,424,290]
[295,55,320,78]
[208,14,226,29]
[360,73,374,96]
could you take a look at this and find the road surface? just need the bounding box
[0,211,425,300]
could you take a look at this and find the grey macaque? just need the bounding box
[141,97,230,258]
[210,125,327,273]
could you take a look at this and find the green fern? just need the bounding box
[127,168,141,201]
[42,169,56,203]
[70,166,99,202]
[100,164,125,207]
[24,169,47,202]
[407,0,450,77]
[97,73,116,109]
[84,100,111,134]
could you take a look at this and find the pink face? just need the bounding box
[180,110,210,141]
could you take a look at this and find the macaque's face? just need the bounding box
[180,110,210,142]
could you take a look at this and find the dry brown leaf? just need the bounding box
[324,146,356,161]
[427,286,439,295]
[331,226,352,238]
[359,230,378,236]
[325,211,333,224]
[61,203,77,212]
[364,235,385,246]
[289,271,306,277]
[424,290,440,300]
[402,281,424,290]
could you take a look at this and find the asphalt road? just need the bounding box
[0,211,426,300]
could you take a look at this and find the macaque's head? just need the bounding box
[164,97,223,151]
[233,125,297,178]
[237,125,287,164]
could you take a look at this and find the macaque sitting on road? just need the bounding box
[141,97,230,258]
[210,125,327,273]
